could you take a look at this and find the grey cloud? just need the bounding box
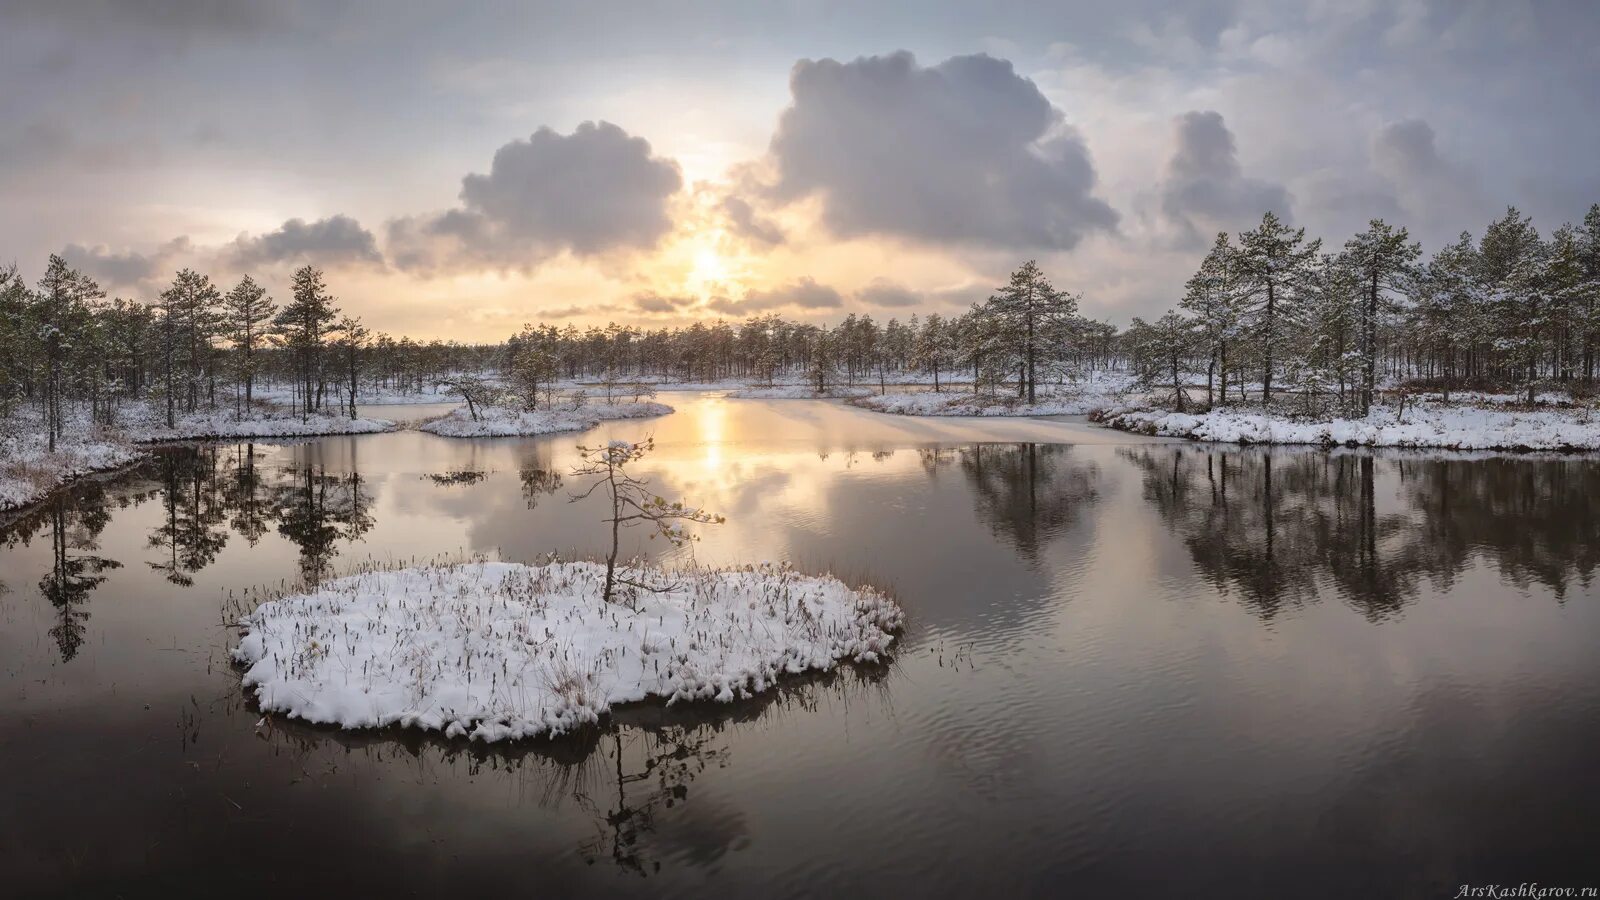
[1160,111,1292,245]
[4,0,300,38]
[59,236,192,290]
[720,196,784,246]
[227,215,383,269]
[1372,119,1447,184]
[767,51,1117,250]
[707,277,843,315]
[1369,118,1488,241]
[388,121,683,274]
[857,280,922,308]
[633,291,696,313]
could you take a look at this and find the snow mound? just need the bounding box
[1103,403,1600,452]
[233,560,904,741]
[418,401,673,438]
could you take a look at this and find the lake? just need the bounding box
[2,392,1597,897]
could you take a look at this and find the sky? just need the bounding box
[4,0,1598,341]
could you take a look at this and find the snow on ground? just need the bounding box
[0,428,144,511]
[233,560,904,741]
[254,383,468,406]
[1,401,395,510]
[417,400,673,438]
[1102,402,1600,451]
[726,385,874,399]
[124,408,394,442]
[851,373,1137,418]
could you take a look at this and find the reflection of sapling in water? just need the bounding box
[570,436,725,607]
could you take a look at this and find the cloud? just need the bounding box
[225,215,383,269]
[3,0,297,38]
[720,196,784,246]
[1373,119,1486,223]
[1158,111,1292,245]
[58,236,192,290]
[387,121,683,274]
[856,280,922,308]
[632,291,696,313]
[765,51,1117,250]
[706,277,843,315]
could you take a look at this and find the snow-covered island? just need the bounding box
[233,560,904,741]
[417,399,674,437]
[1101,400,1600,452]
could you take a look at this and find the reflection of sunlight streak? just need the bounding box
[698,399,725,473]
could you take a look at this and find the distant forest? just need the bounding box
[3,202,1597,439]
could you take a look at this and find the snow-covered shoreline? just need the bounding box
[417,400,673,438]
[1101,402,1600,452]
[1,405,396,511]
[128,410,395,442]
[726,385,874,400]
[848,374,1136,418]
[0,430,145,511]
[233,560,904,741]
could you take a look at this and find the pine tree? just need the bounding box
[1479,208,1547,402]
[32,256,104,449]
[1236,211,1321,406]
[985,260,1078,403]
[1179,233,1246,408]
[1342,219,1421,414]
[274,265,340,420]
[222,275,277,417]
[158,269,221,414]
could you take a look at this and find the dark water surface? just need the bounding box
[2,393,1597,898]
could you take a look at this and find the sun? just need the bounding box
[691,246,728,285]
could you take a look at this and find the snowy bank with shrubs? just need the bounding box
[1100,402,1600,452]
[417,399,673,438]
[0,429,143,511]
[233,559,904,741]
[850,372,1136,418]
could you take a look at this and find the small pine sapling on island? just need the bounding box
[570,436,724,607]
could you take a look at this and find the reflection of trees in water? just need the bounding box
[1390,456,1600,599]
[272,464,375,585]
[3,444,382,662]
[1121,446,1600,620]
[924,443,1100,560]
[147,449,231,586]
[4,481,150,662]
[40,488,121,660]
[518,444,563,509]
[139,446,375,587]
[252,664,889,877]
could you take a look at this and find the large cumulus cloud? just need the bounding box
[388,121,683,274]
[1158,111,1292,245]
[763,51,1117,250]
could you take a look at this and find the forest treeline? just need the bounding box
[1126,205,1600,414]
[3,202,1597,442]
